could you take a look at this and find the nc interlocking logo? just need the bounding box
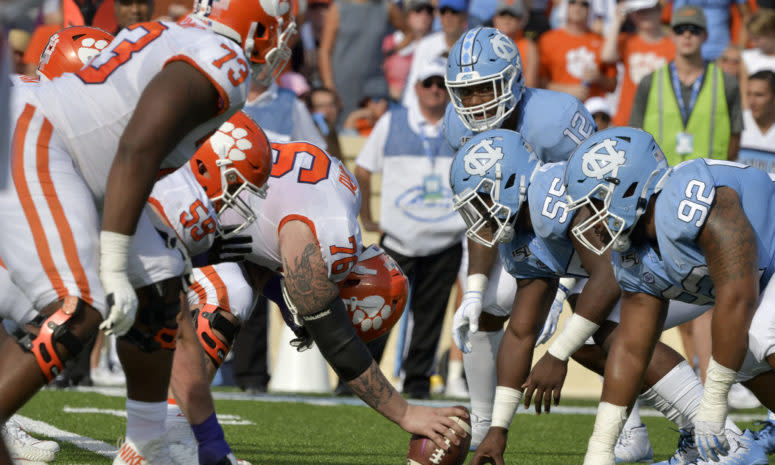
[491,31,518,61]
[581,138,626,180]
[211,121,253,162]
[464,138,504,176]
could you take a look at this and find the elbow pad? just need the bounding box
[301,296,373,381]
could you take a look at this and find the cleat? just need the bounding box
[3,417,58,463]
[654,428,768,465]
[615,424,654,463]
[654,429,698,465]
[113,436,170,465]
[753,419,775,455]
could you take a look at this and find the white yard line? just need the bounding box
[71,386,768,423]
[12,414,117,458]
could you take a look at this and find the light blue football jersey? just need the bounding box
[614,159,775,304]
[499,163,587,280]
[443,88,596,163]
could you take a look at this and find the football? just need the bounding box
[406,412,472,465]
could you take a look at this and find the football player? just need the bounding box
[0,1,295,463]
[442,26,602,451]
[563,127,775,465]
[216,139,469,450]
[451,129,765,465]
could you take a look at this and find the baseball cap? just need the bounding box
[584,97,612,117]
[405,0,432,10]
[439,0,467,13]
[495,0,526,17]
[417,57,447,82]
[622,0,658,13]
[670,5,707,29]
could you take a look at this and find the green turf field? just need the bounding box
[13,387,772,464]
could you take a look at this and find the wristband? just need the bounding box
[466,273,488,293]
[547,313,599,362]
[100,231,131,273]
[491,386,523,430]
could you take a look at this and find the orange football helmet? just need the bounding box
[189,111,272,238]
[37,26,114,81]
[193,0,296,85]
[338,245,409,342]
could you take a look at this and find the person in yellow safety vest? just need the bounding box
[629,5,743,166]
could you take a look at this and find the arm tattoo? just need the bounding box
[283,243,340,316]
[347,363,398,411]
[700,187,759,288]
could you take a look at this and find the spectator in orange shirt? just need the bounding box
[602,0,676,126]
[537,0,617,100]
[492,0,538,87]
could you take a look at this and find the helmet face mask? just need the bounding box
[566,184,629,255]
[453,178,516,247]
[446,64,518,132]
[449,129,540,248]
[446,27,524,132]
[194,0,296,86]
[563,127,669,255]
[190,112,272,239]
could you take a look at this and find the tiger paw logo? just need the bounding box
[345,295,393,333]
[211,121,252,162]
[76,37,110,65]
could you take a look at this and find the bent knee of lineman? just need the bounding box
[118,277,182,353]
[15,296,102,381]
[193,305,241,368]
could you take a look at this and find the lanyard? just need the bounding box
[669,62,705,126]
[419,121,441,171]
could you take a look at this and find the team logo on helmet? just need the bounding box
[463,138,504,176]
[490,31,518,61]
[581,138,626,180]
[210,121,252,162]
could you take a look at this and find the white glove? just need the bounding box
[452,290,483,353]
[694,357,736,462]
[536,283,568,347]
[98,231,138,337]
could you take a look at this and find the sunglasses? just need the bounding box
[672,24,704,36]
[421,76,445,89]
[568,0,590,7]
[495,10,521,18]
[410,5,435,14]
[439,6,462,15]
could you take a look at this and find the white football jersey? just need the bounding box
[28,16,250,201]
[220,141,363,283]
[148,166,217,257]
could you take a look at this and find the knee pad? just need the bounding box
[194,304,240,367]
[120,278,181,352]
[15,297,90,381]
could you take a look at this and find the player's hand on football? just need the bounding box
[399,404,469,451]
[521,353,568,414]
[452,290,483,353]
[470,427,507,465]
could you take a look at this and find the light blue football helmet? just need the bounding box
[449,129,541,247]
[445,27,525,133]
[563,127,669,255]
